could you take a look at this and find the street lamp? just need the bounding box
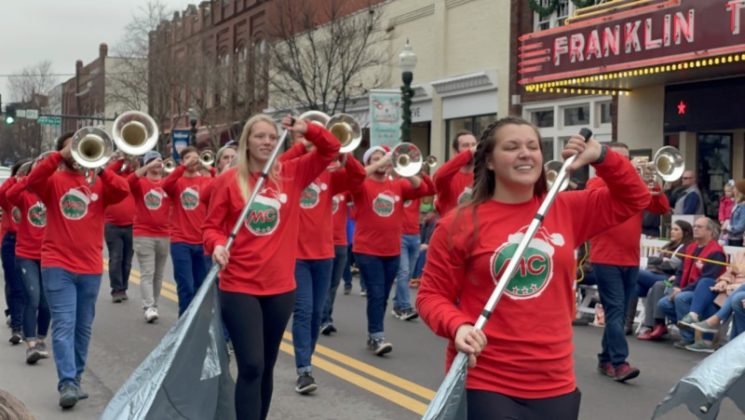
[188,107,198,146]
[398,39,417,143]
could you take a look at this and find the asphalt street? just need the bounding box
[0,258,743,420]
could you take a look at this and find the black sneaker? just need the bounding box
[320,323,337,336]
[367,337,393,356]
[9,330,22,345]
[59,383,79,409]
[77,387,89,400]
[26,346,42,365]
[343,287,351,295]
[36,341,49,358]
[392,308,419,321]
[112,292,125,303]
[295,373,317,395]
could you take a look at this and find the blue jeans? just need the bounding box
[593,264,638,366]
[354,253,400,339]
[292,258,333,372]
[42,267,101,389]
[732,292,745,340]
[689,278,719,317]
[321,245,348,326]
[394,235,420,311]
[343,244,360,290]
[412,249,427,279]
[170,242,211,316]
[104,224,134,293]
[17,258,50,340]
[637,269,667,297]
[2,233,25,331]
[658,283,719,342]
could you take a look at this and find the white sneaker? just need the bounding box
[145,307,159,323]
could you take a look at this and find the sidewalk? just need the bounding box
[0,280,104,420]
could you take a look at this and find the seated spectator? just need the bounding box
[637,220,694,340]
[690,251,745,343]
[657,217,726,348]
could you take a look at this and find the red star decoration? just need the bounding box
[677,100,687,115]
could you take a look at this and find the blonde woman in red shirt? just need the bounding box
[416,116,650,420]
[203,115,339,420]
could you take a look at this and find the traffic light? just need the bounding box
[4,105,16,125]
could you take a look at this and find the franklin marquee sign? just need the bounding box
[518,0,745,85]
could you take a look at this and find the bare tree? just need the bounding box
[7,61,57,103]
[267,0,389,114]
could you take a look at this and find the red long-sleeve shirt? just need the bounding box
[163,165,213,245]
[433,150,474,217]
[103,160,136,226]
[402,175,435,235]
[352,176,433,257]
[203,123,340,295]
[332,193,350,246]
[26,153,130,274]
[6,177,46,260]
[588,181,670,267]
[127,173,172,237]
[416,149,650,399]
[0,177,20,234]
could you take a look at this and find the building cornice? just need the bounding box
[431,70,497,96]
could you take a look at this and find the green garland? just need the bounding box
[528,0,559,18]
[570,0,596,9]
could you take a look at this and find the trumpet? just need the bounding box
[200,150,215,167]
[391,143,424,177]
[633,146,685,188]
[297,111,362,153]
[544,160,569,191]
[163,158,177,174]
[71,126,114,185]
[425,155,438,168]
[112,111,159,171]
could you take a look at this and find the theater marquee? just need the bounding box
[518,0,745,92]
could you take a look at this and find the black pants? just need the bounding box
[220,290,295,420]
[467,388,581,420]
[104,224,134,293]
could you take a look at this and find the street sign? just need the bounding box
[16,109,26,118]
[38,116,62,126]
[26,109,38,120]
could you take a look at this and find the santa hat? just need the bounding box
[363,145,391,165]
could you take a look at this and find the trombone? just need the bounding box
[544,160,569,191]
[391,143,424,177]
[162,158,177,174]
[71,127,115,185]
[199,150,215,167]
[297,111,362,153]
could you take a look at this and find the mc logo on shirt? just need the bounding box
[145,188,166,210]
[180,187,200,211]
[457,187,473,205]
[28,202,47,227]
[245,189,287,236]
[373,191,399,217]
[60,187,96,221]
[300,181,327,209]
[490,226,564,300]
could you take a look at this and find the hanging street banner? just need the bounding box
[172,130,191,163]
[369,89,402,148]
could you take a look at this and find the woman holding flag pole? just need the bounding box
[417,117,650,419]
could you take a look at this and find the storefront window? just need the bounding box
[697,133,732,218]
[563,104,590,126]
[599,102,612,124]
[541,137,554,162]
[446,114,497,157]
[531,109,554,128]
[560,136,589,188]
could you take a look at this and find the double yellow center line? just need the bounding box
[120,266,435,415]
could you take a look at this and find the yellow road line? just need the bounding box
[280,341,428,415]
[117,264,434,415]
[283,331,436,401]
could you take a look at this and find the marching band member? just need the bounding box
[203,115,339,420]
[6,159,51,364]
[351,145,433,356]
[128,151,172,323]
[215,143,238,174]
[392,170,435,321]
[417,117,650,420]
[320,191,351,335]
[433,130,477,216]
[26,133,130,409]
[279,138,366,394]
[587,142,670,382]
[0,160,30,345]
[163,146,214,316]
[104,157,137,303]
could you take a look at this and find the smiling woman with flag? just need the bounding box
[416,117,650,420]
[203,114,339,420]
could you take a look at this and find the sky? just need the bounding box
[0,0,188,103]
